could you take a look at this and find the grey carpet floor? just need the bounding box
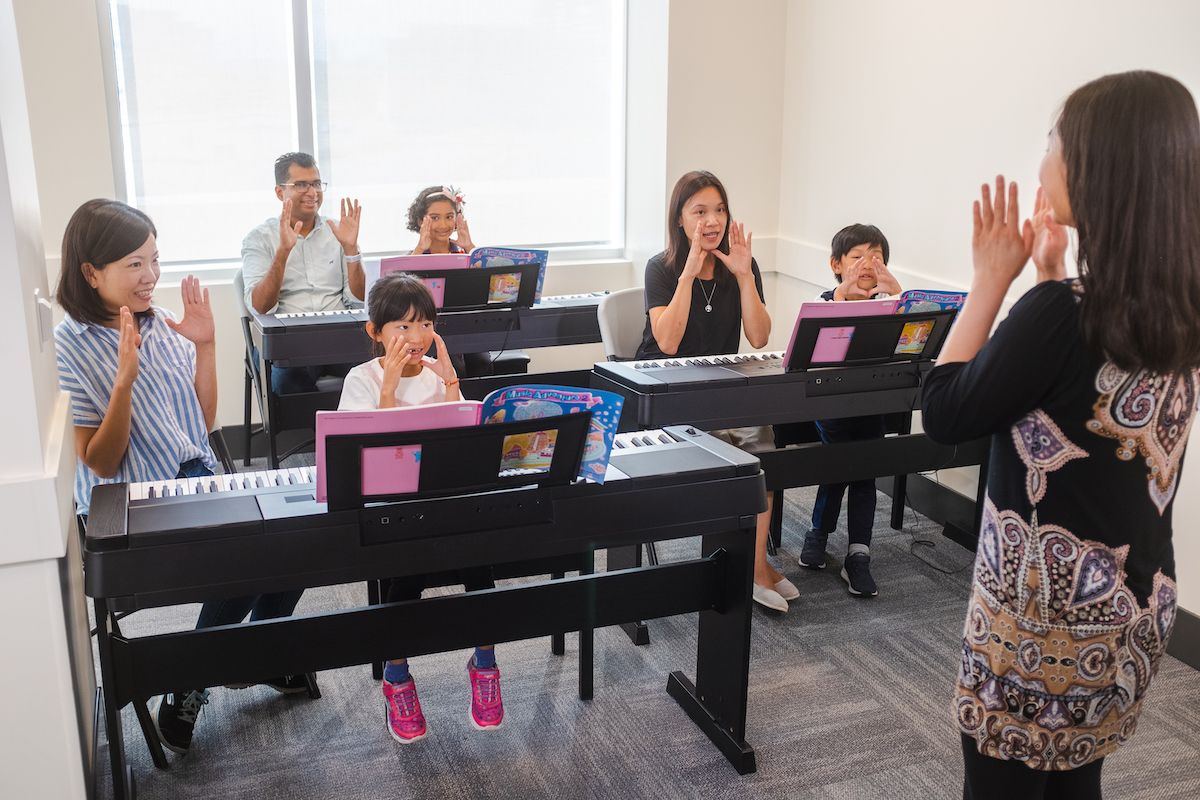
[94,465,1200,800]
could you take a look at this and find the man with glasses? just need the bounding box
[242,152,365,393]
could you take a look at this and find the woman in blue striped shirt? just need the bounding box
[55,199,304,757]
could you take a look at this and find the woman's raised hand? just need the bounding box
[713,221,753,278]
[973,175,1033,289]
[165,275,215,346]
[414,216,434,254]
[453,215,474,252]
[424,332,458,384]
[115,306,141,390]
[681,219,707,280]
[1030,186,1068,282]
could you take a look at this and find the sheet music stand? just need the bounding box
[324,411,592,514]
[396,262,541,311]
[784,308,957,372]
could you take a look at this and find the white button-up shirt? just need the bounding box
[241,214,364,314]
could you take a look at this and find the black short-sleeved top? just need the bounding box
[636,252,765,359]
[922,278,1198,770]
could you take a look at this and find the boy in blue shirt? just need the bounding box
[801,224,901,596]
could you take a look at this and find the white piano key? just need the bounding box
[253,471,271,488]
[286,468,307,485]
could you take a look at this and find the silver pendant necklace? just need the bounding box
[695,277,716,313]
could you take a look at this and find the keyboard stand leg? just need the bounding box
[95,599,138,799]
[303,673,322,699]
[368,579,385,680]
[550,572,566,656]
[607,545,650,646]
[890,474,907,530]
[666,521,756,774]
[890,413,914,530]
[579,548,594,701]
[769,490,784,552]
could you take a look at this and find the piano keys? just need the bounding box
[252,292,608,368]
[592,350,929,431]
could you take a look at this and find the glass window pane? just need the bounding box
[311,0,624,254]
[111,0,295,262]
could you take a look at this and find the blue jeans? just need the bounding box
[811,415,887,547]
[269,362,354,395]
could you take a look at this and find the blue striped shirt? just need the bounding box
[55,308,216,514]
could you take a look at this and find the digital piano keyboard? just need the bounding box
[87,425,766,794]
[253,293,606,367]
[84,426,762,609]
[592,350,932,430]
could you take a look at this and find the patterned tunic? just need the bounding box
[922,279,1196,770]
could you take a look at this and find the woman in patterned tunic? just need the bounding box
[922,71,1200,799]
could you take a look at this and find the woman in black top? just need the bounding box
[923,72,1200,799]
[639,171,794,612]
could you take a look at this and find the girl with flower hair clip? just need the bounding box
[407,185,474,254]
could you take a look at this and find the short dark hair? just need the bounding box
[406,185,461,234]
[830,224,889,282]
[56,199,157,326]
[1059,71,1200,373]
[367,272,439,357]
[274,152,317,186]
[663,170,736,289]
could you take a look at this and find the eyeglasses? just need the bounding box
[278,180,327,193]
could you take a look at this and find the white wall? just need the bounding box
[775,0,1200,612]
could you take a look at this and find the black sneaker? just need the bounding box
[264,675,309,694]
[151,689,210,754]
[798,530,829,569]
[841,553,878,596]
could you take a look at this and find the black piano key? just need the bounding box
[147,486,156,499]
[613,439,625,449]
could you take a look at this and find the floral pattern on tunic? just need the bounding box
[1087,364,1199,514]
[1011,410,1088,505]
[956,495,1177,770]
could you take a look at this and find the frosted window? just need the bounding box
[108,1,625,263]
[110,1,296,262]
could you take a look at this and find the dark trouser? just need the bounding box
[384,567,496,660]
[269,361,354,395]
[961,734,1104,800]
[811,415,887,547]
[178,458,304,690]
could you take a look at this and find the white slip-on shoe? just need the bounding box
[774,578,800,601]
[753,583,789,612]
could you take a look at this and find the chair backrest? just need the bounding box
[232,268,250,321]
[597,286,645,361]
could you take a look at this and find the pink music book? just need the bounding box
[782,298,900,367]
[379,253,471,276]
[314,401,483,502]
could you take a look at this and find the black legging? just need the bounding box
[961,734,1104,800]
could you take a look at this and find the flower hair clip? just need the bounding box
[426,185,465,208]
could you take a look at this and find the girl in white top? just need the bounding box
[338,272,504,744]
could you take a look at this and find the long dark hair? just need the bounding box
[56,199,157,326]
[1059,71,1200,373]
[664,171,736,289]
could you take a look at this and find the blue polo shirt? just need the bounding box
[55,308,216,514]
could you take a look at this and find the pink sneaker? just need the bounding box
[467,655,504,730]
[382,678,428,743]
